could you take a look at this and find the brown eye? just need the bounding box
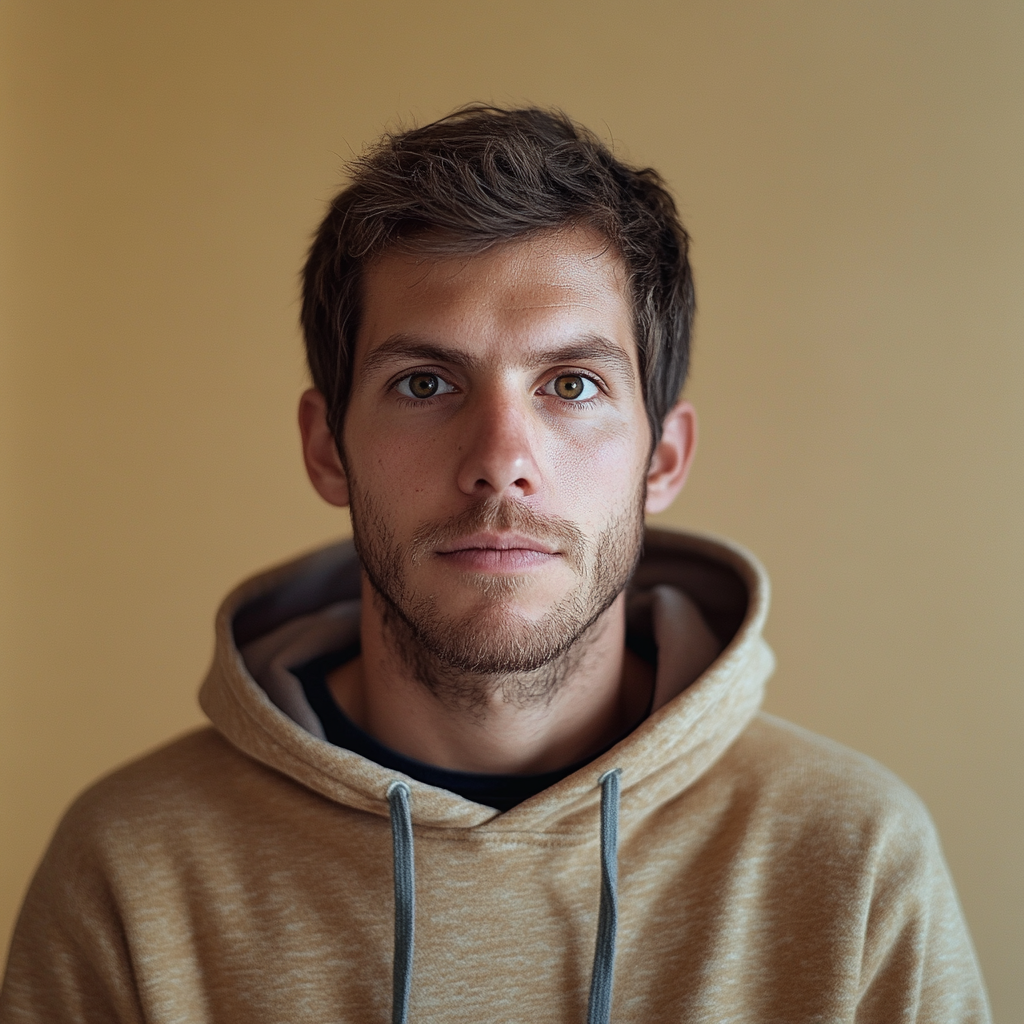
[396,372,455,400]
[554,375,585,399]
[542,373,599,402]
[408,373,438,398]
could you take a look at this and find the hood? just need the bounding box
[199,527,774,834]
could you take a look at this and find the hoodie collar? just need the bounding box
[199,527,774,834]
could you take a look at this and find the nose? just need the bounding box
[455,388,541,499]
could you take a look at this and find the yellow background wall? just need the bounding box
[2,1,1021,1016]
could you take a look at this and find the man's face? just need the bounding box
[341,226,654,684]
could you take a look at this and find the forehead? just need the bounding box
[354,226,636,369]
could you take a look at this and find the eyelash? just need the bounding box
[538,372,602,405]
[393,372,458,400]
[390,370,606,405]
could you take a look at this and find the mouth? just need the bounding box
[434,532,562,572]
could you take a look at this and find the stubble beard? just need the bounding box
[348,481,646,714]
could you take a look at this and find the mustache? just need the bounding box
[408,500,587,575]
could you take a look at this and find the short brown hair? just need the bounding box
[301,105,694,444]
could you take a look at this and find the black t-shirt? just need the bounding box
[294,647,648,812]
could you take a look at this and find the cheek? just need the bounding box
[346,409,453,503]
[543,417,649,518]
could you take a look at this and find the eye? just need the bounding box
[541,374,600,402]
[395,373,456,400]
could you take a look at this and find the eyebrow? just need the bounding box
[359,336,484,378]
[359,333,637,385]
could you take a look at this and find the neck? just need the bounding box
[327,578,653,774]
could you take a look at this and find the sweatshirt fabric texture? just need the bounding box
[0,528,990,1023]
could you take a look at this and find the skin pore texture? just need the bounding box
[299,226,696,774]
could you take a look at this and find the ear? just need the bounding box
[645,400,697,515]
[299,388,350,507]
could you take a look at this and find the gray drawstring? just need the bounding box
[387,781,415,1024]
[587,768,621,1024]
[384,769,622,1024]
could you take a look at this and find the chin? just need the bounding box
[431,572,572,617]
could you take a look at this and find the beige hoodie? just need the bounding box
[0,529,990,1023]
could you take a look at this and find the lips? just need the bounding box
[435,532,562,573]
[436,532,559,556]
[407,501,587,575]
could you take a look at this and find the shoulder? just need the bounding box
[721,717,988,1018]
[63,727,246,819]
[736,712,926,803]
[716,712,943,874]
[44,728,307,874]
[694,714,969,959]
[742,712,926,799]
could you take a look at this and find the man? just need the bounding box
[1,107,989,1023]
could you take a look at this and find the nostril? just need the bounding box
[457,435,540,497]
[471,476,531,497]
